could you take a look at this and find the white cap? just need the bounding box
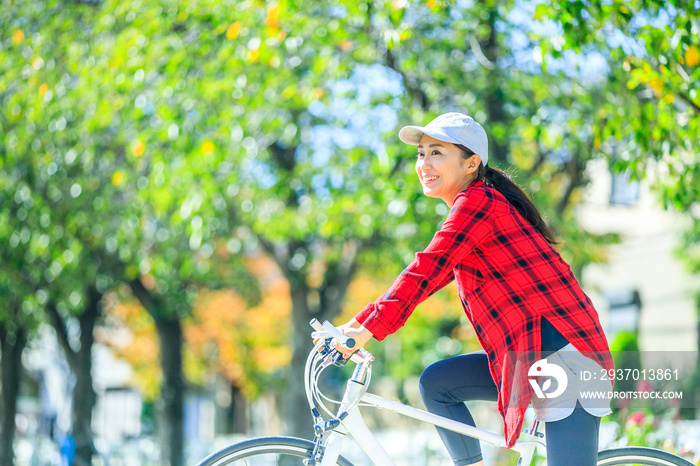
[399,112,489,166]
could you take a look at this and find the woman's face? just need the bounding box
[415,134,480,207]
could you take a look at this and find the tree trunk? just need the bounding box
[284,288,315,438]
[481,1,509,166]
[695,297,700,418]
[258,239,361,440]
[45,288,102,466]
[0,323,27,466]
[72,359,97,466]
[231,384,247,434]
[153,316,185,466]
[129,279,186,466]
[72,289,101,466]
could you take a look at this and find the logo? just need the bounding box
[528,358,568,399]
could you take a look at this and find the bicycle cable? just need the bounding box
[305,338,373,420]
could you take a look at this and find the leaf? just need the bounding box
[226,22,242,40]
[534,3,549,20]
[12,30,24,45]
[201,140,215,155]
[685,45,699,67]
[265,3,280,28]
[131,139,145,157]
[112,171,125,186]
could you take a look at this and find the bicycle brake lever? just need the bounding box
[331,349,358,366]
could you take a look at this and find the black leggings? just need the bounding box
[418,319,601,465]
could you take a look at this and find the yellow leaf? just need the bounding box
[619,5,629,14]
[12,30,24,45]
[38,83,49,96]
[265,3,280,27]
[648,78,662,95]
[249,49,260,61]
[663,93,675,104]
[132,139,145,157]
[427,0,437,8]
[685,45,699,67]
[226,22,241,40]
[201,140,215,155]
[312,87,325,100]
[112,171,125,186]
[339,40,352,51]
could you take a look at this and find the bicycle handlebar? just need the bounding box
[310,318,356,350]
[306,319,374,423]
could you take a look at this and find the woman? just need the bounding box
[335,112,613,466]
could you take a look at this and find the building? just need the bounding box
[578,159,698,353]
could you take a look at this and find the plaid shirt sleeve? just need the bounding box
[355,190,496,340]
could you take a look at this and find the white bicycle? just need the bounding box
[196,320,693,466]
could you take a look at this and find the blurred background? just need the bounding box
[1,0,699,465]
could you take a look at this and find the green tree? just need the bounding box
[2,1,258,464]
[0,200,38,465]
[215,0,623,436]
[0,321,27,466]
[534,0,700,412]
[3,1,637,458]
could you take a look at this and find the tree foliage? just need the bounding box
[6,0,696,460]
[2,0,260,463]
[533,1,699,248]
[535,0,700,415]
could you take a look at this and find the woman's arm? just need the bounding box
[354,189,496,341]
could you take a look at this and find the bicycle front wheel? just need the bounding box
[195,436,355,466]
[597,446,693,466]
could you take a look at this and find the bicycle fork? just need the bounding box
[315,365,396,466]
[313,408,395,466]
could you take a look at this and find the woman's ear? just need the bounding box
[468,154,481,172]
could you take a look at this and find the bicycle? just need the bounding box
[196,319,694,466]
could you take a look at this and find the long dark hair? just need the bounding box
[456,145,559,245]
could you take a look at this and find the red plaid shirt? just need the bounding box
[355,180,613,448]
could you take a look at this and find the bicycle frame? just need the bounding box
[320,384,545,466]
[309,320,546,466]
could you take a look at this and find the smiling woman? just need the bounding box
[415,134,478,207]
[411,113,558,245]
[332,112,614,466]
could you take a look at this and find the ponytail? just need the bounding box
[456,145,560,245]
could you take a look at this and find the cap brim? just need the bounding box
[398,125,462,146]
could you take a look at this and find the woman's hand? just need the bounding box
[334,318,374,358]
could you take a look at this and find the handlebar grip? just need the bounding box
[309,319,356,350]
